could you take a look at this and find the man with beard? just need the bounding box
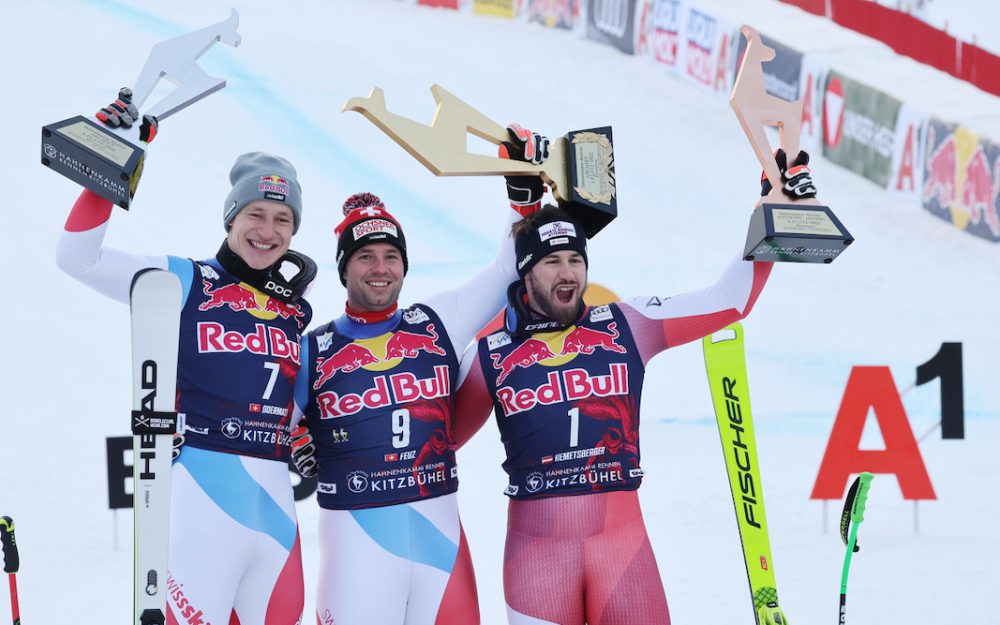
[290,126,551,625]
[453,151,816,625]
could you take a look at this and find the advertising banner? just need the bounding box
[734,31,802,102]
[585,0,638,55]
[527,0,577,29]
[683,7,719,89]
[651,0,684,72]
[922,119,1000,242]
[886,103,928,205]
[652,4,733,94]
[822,71,901,188]
[798,54,830,155]
[473,0,518,17]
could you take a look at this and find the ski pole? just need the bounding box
[839,473,873,624]
[0,516,20,625]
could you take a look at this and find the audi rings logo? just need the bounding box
[221,417,243,439]
[525,472,545,494]
[593,0,629,38]
[43,144,58,159]
[347,470,369,493]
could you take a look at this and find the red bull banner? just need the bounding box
[473,0,518,17]
[527,0,577,30]
[821,71,901,188]
[922,119,1000,242]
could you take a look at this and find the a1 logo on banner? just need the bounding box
[811,343,964,502]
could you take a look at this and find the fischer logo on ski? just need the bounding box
[704,323,789,625]
[720,375,762,529]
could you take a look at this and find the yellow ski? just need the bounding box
[703,322,788,625]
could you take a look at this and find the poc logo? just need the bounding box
[265,281,294,298]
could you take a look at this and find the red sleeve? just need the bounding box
[620,259,773,366]
[453,353,495,449]
[64,189,113,232]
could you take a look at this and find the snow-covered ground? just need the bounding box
[1,1,997,623]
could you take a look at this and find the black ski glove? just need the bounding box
[172,432,185,461]
[290,423,317,478]
[760,148,817,199]
[96,87,158,143]
[500,123,549,215]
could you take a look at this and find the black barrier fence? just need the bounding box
[105,436,317,509]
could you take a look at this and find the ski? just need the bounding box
[130,270,182,625]
[703,322,788,625]
[839,472,874,624]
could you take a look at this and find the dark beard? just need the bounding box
[527,278,585,325]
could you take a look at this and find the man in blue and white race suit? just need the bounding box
[291,126,549,625]
[57,97,313,625]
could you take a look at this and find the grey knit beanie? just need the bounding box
[223,152,303,233]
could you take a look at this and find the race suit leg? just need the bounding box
[504,490,670,625]
[167,447,303,625]
[315,492,478,625]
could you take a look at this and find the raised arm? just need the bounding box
[620,148,821,365]
[424,125,550,352]
[619,256,772,366]
[55,95,166,303]
[56,189,169,303]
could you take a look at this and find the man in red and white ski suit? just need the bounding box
[453,152,817,625]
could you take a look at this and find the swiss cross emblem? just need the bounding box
[359,207,382,217]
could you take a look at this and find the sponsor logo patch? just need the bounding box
[487,331,512,351]
[258,175,290,196]
[317,331,334,353]
[589,304,613,322]
[353,218,398,240]
[198,263,220,281]
[525,472,545,493]
[347,470,369,493]
[403,308,430,325]
[538,220,577,241]
[221,417,242,439]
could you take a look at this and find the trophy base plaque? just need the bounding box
[42,116,145,209]
[564,126,617,237]
[743,203,853,263]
